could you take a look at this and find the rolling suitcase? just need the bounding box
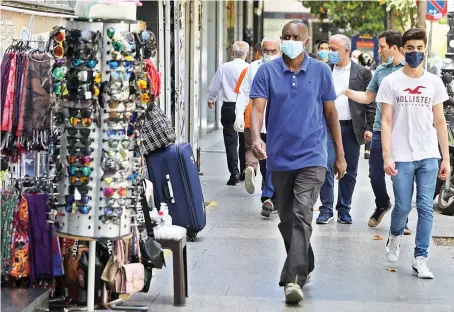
[146,143,206,240]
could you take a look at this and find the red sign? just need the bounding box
[424,0,448,21]
[357,41,374,49]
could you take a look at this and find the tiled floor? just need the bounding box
[130,130,454,312]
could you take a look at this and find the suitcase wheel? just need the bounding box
[187,233,197,242]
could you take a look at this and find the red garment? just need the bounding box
[2,53,17,131]
[145,59,161,97]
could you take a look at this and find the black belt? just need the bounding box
[339,120,352,126]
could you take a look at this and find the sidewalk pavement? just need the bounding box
[131,130,454,312]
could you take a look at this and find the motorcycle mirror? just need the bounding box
[442,73,453,84]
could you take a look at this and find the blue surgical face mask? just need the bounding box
[385,55,394,65]
[405,51,425,68]
[281,40,306,60]
[318,50,329,60]
[328,51,341,65]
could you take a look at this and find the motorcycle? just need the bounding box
[434,72,454,215]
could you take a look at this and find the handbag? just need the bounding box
[139,103,176,155]
[115,226,145,294]
[140,237,165,269]
[101,240,124,291]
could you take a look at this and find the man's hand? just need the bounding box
[208,102,214,109]
[364,131,372,143]
[439,159,451,180]
[335,87,345,98]
[252,139,267,160]
[384,156,398,176]
[234,116,245,132]
[333,155,347,180]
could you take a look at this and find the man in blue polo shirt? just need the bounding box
[343,30,411,235]
[249,20,346,304]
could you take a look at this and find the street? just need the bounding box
[131,130,454,312]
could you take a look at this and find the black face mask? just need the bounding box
[405,51,425,68]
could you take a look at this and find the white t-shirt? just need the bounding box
[376,69,449,162]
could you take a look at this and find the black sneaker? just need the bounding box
[227,175,239,186]
[368,204,391,227]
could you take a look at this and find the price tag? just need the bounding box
[74,188,82,201]
[85,91,92,100]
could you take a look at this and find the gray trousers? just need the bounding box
[272,166,326,287]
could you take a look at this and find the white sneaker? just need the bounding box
[385,233,402,263]
[284,283,304,304]
[261,199,274,218]
[412,256,434,279]
[244,167,256,194]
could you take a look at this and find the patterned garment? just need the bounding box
[9,196,30,279]
[2,53,17,132]
[1,191,18,275]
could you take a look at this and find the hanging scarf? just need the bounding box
[2,53,17,132]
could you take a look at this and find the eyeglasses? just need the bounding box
[103,187,128,198]
[67,146,94,156]
[103,139,130,149]
[65,204,91,214]
[67,155,93,166]
[69,176,91,185]
[67,137,94,147]
[65,194,90,205]
[67,127,92,137]
[68,185,91,195]
[67,166,93,177]
[69,116,93,127]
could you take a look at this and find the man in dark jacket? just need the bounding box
[317,34,376,224]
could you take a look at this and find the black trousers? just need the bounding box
[272,166,326,287]
[221,102,244,177]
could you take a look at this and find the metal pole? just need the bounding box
[87,240,96,312]
[426,21,433,70]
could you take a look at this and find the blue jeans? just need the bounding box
[320,123,360,214]
[259,133,274,201]
[390,158,439,258]
[369,132,391,208]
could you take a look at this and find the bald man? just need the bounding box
[250,21,346,304]
[208,41,249,185]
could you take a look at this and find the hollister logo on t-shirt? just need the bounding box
[396,85,430,107]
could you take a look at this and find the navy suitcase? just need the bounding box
[146,143,206,240]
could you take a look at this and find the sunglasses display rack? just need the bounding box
[52,19,151,242]
[48,19,152,311]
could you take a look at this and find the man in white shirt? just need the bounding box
[378,28,449,279]
[351,49,361,64]
[208,41,249,185]
[317,34,375,224]
[234,36,281,217]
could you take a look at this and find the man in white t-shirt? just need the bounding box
[377,28,450,279]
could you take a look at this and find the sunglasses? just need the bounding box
[69,176,91,185]
[103,176,127,186]
[68,108,93,118]
[100,215,120,225]
[67,127,92,137]
[102,149,128,161]
[68,69,102,84]
[52,66,68,81]
[65,194,91,205]
[65,204,91,214]
[67,146,94,156]
[66,99,95,108]
[103,187,128,198]
[67,155,93,166]
[104,196,127,206]
[110,70,134,82]
[107,100,134,110]
[107,60,133,70]
[103,139,130,149]
[105,129,126,138]
[72,58,98,69]
[67,137,94,147]
[67,166,93,177]
[68,185,91,195]
[69,116,93,127]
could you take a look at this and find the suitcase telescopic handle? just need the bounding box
[164,174,176,203]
